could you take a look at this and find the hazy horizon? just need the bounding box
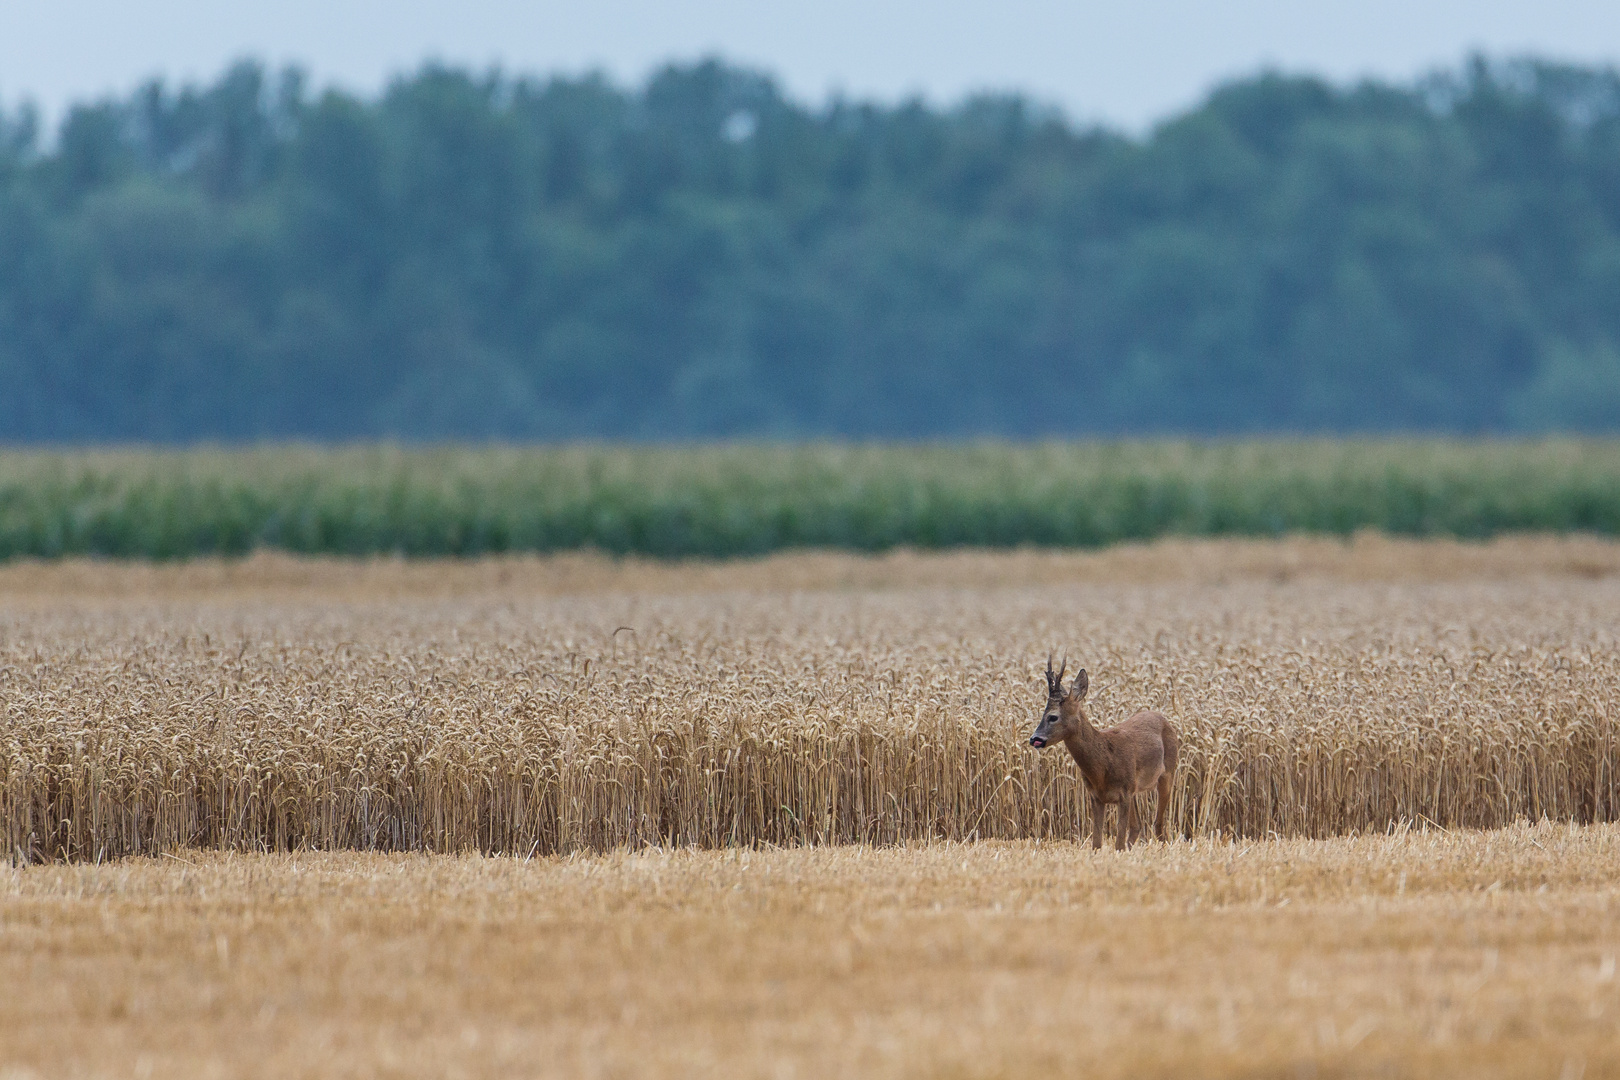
[5,0,1620,131]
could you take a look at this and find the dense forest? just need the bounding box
[3,55,1620,440]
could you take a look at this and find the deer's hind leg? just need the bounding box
[1155,772,1173,841]
[1124,794,1143,845]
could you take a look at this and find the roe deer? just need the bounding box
[1028,655,1179,849]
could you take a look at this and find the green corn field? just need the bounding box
[3,440,1620,559]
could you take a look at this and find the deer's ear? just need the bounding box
[1070,669,1088,699]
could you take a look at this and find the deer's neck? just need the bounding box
[1062,704,1106,768]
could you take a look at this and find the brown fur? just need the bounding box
[1029,656,1179,850]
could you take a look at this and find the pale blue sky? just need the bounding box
[3,1,1620,130]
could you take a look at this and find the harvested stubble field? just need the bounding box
[5,535,1620,1078]
[4,826,1620,1079]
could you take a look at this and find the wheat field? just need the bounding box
[6,536,1620,1078]
[5,534,1620,861]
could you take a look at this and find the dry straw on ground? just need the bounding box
[5,824,1620,1079]
[4,531,1620,601]
[4,536,1619,861]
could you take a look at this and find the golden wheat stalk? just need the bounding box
[4,551,1617,862]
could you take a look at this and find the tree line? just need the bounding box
[3,55,1620,440]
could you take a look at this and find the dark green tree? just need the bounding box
[4,54,1620,441]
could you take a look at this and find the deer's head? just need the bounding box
[1029,654,1087,748]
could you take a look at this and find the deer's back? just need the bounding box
[1103,710,1176,772]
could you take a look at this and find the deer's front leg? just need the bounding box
[1116,795,1132,850]
[1088,793,1105,850]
